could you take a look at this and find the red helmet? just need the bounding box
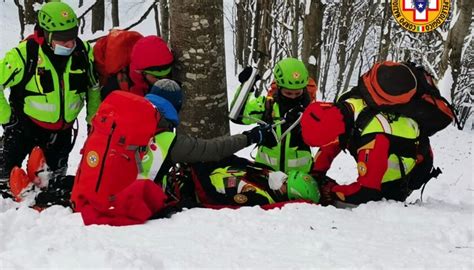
[301,102,346,147]
[129,36,174,96]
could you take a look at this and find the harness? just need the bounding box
[336,101,441,200]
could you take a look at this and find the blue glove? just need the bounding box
[243,124,273,146]
[145,94,180,127]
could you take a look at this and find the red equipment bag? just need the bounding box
[71,91,160,213]
[93,29,143,87]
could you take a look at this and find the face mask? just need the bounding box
[53,42,76,56]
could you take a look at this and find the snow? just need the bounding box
[1,127,473,268]
[0,1,473,269]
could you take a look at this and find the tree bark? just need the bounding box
[91,0,105,34]
[302,0,324,84]
[111,0,119,27]
[170,0,229,139]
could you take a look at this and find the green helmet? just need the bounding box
[38,2,78,32]
[273,58,309,90]
[287,170,320,203]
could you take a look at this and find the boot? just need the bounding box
[9,166,32,202]
[26,146,50,188]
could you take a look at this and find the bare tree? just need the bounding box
[377,0,392,61]
[342,0,379,94]
[91,0,105,33]
[160,0,170,42]
[170,0,229,138]
[291,0,301,57]
[302,0,325,84]
[13,0,26,39]
[235,0,248,66]
[334,0,354,101]
[438,0,473,99]
[257,0,272,70]
[24,0,43,24]
[111,0,119,27]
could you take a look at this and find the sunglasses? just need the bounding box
[142,66,172,78]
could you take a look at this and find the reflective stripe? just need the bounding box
[387,159,402,171]
[28,100,56,112]
[288,156,312,168]
[375,114,392,134]
[258,151,278,166]
[68,100,83,111]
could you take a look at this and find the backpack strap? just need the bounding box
[15,39,39,91]
[9,39,39,112]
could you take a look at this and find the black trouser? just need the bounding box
[0,113,74,179]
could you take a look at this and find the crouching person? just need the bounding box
[301,102,437,207]
[70,79,273,225]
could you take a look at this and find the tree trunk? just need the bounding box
[24,0,42,25]
[377,0,391,62]
[291,0,301,57]
[154,4,161,36]
[91,0,105,34]
[13,0,26,39]
[243,0,253,65]
[235,0,247,67]
[160,0,169,42]
[257,0,272,70]
[302,0,324,84]
[334,0,353,101]
[438,0,473,99]
[252,0,261,62]
[170,0,229,138]
[111,0,119,27]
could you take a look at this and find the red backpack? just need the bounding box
[93,29,143,89]
[71,91,161,212]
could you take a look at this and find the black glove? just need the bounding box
[238,66,261,85]
[283,105,305,124]
[238,67,253,83]
[243,124,273,146]
[319,178,338,206]
[311,171,327,186]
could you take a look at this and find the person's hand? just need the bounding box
[319,177,337,206]
[243,124,273,146]
[238,67,253,83]
[238,66,261,86]
[311,171,327,186]
[284,105,305,124]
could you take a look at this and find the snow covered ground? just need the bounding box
[0,125,472,269]
[0,1,473,269]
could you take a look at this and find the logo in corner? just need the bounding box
[391,0,450,33]
[86,151,99,168]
